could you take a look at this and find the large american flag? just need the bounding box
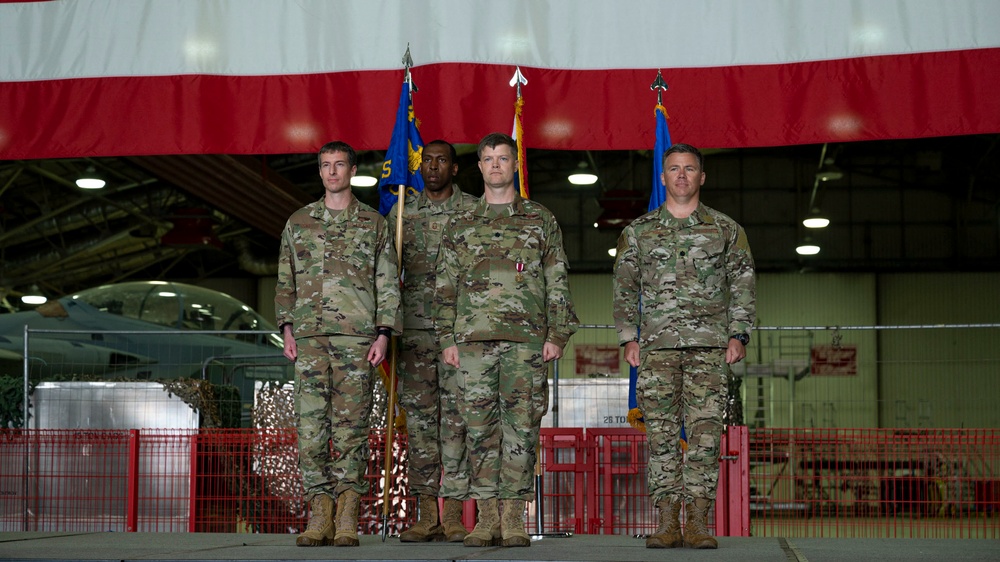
[1,0,998,159]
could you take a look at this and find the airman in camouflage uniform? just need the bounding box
[434,132,578,548]
[613,143,755,550]
[275,141,402,548]
[388,140,478,543]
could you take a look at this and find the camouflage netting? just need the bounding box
[252,380,297,429]
[724,376,744,426]
[250,375,414,535]
[160,378,242,428]
[1,373,241,429]
[0,375,33,429]
[249,374,398,431]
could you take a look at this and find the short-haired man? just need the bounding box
[613,143,755,549]
[275,140,402,547]
[388,140,478,542]
[435,132,578,548]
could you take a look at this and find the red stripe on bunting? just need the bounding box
[1,48,998,159]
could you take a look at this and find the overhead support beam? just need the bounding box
[128,155,314,238]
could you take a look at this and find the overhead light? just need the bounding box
[75,166,106,189]
[350,175,378,187]
[815,161,843,182]
[569,159,599,185]
[21,285,47,305]
[802,209,830,229]
[607,247,617,257]
[568,173,598,185]
[803,216,830,229]
[796,239,821,255]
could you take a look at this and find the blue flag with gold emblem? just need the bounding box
[627,104,673,434]
[379,82,424,215]
[648,104,672,212]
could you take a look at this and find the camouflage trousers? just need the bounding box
[294,335,374,500]
[637,347,727,504]
[397,329,470,499]
[458,341,548,501]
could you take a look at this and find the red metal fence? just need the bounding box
[750,428,1000,538]
[1,427,996,538]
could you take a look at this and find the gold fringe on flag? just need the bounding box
[627,407,646,432]
[513,96,528,198]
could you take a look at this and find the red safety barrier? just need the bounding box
[749,428,1000,538]
[530,428,586,534]
[717,425,751,536]
[3,427,995,538]
[586,427,649,535]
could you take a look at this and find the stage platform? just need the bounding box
[1,532,997,562]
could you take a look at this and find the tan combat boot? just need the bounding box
[463,497,500,547]
[684,498,719,549]
[295,494,334,546]
[441,498,470,542]
[645,498,683,548]
[399,495,444,542]
[333,489,361,547]
[500,499,531,547]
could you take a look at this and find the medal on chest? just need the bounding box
[515,261,525,282]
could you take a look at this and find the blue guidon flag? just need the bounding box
[627,103,673,434]
[379,82,424,216]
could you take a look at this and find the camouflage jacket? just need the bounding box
[434,195,579,348]
[274,195,401,339]
[613,202,756,349]
[387,185,478,331]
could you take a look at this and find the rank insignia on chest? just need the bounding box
[429,221,441,231]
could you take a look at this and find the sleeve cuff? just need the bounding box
[617,327,639,346]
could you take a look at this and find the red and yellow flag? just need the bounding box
[512,96,528,199]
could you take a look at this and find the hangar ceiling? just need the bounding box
[1,134,998,310]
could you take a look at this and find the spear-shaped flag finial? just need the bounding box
[402,44,413,68]
[509,66,527,99]
[650,69,668,105]
[403,43,417,93]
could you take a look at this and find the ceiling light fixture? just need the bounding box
[795,239,821,255]
[568,173,598,185]
[350,175,378,187]
[568,159,598,185]
[802,209,830,229]
[75,166,106,189]
[21,285,47,305]
[815,160,843,182]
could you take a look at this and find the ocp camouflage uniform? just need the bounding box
[434,196,578,500]
[613,202,755,505]
[387,186,477,499]
[275,195,401,500]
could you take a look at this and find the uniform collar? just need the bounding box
[416,184,466,211]
[472,193,527,217]
[309,194,361,222]
[658,201,714,227]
